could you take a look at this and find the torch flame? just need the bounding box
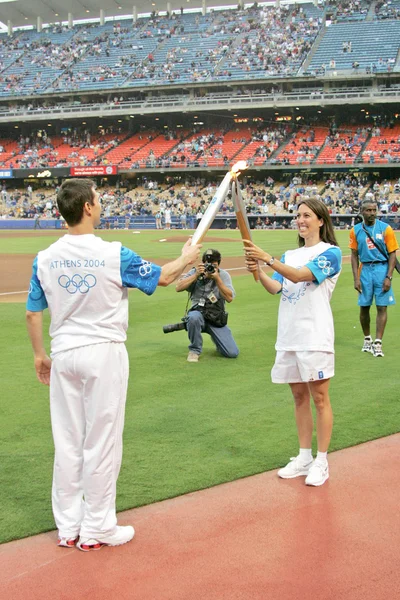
[230,160,248,176]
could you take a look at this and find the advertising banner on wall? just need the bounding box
[13,167,70,179]
[70,166,118,177]
[0,169,13,178]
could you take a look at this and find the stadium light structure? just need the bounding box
[0,0,17,30]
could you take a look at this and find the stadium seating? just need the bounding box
[233,131,283,166]
[2,121,400,170]
[101,131,159,166]
[1,5,400,95]
[307,20,400,74]
[275,128,326,165]
[0,5,322,95]
[111,131,185,168]
[207,129,253,166]
[362,126,400,163]
[0,27,77,97]
[0,4,399,179]
[375,0,400,20]
[316,126,367,164]
[166,127,254,167]
[333,0,370,22]
[0,139,20,164]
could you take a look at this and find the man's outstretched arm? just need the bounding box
[158,239,202,287]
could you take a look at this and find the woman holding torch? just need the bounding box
[244,198,342,487]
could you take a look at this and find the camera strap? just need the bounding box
[184,293,192,318]
[361,224,400,274]
[361,225,388,261]
[188,273,209,312]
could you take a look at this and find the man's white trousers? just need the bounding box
[50,342,129,539]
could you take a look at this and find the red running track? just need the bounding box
[1,434,399,600]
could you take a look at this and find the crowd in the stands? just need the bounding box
[1,174,400,227]
[0,2,328,95]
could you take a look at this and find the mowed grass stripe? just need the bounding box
[2,228,393,257]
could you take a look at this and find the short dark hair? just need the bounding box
[360,199,377,210]
[297,197,338,247]
[57,179,96,226]
[202,248,221,264]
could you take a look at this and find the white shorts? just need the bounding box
[271,351,334,384]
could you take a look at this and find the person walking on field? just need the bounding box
[349,199,398,357]
[26,178,201,552]
[34,213,42,229]
[244,198,342,487]
[164,207,172,230]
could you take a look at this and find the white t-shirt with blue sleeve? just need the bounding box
[27,256,49,311]
[119,246,161,293]
[26,234,161,356]
[271,242,342,352]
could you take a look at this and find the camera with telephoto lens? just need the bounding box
[163,316,188,334]
[203,262,216,274]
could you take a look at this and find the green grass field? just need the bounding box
[1,228,399,544]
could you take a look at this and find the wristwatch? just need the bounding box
[266,256,275,266]
[385,275,392,281]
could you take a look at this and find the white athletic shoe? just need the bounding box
[77,525,135,552]
[57,536,78,548]
[305,461,329,486]
[373,340,384,357]
[187,351,199,363]
[278,456,313,479]
[361,337,373,353]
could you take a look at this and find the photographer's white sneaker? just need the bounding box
[187,351,199,362]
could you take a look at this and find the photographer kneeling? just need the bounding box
[176,249,239,362]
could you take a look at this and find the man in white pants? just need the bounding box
[26,178,201,552]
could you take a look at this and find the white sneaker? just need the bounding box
[57,536,78,548]
[373,340,384,357]
[187,351,199,362]
[77,525,135,552]
[278,456,313,479]
[305,461,329,486]
[361,337,373,353]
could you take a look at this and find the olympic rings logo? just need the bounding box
[139,261,153,277]
[28,282,45,301]
[317,256,334,275]
[58,274,97,294]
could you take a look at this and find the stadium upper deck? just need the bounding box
[0,2,399,179]
[0,2,399,99]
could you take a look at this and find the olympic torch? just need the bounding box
[191,161,248,245]
[231,178,259,282]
